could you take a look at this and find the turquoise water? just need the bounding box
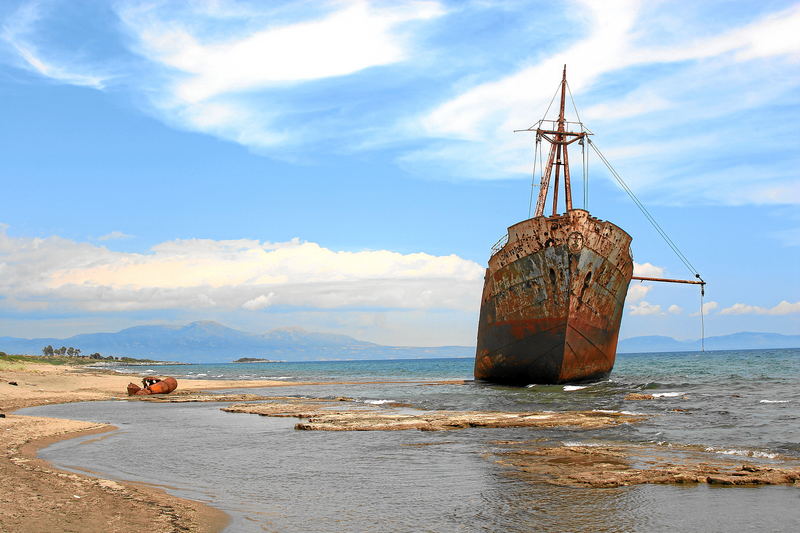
[121,356,476,381]
[22,348,800,532]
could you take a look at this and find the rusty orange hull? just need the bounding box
[127,377,179,395]
[475,210,633,385]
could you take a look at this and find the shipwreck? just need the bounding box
[474,66,705,385]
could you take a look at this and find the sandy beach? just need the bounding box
[0,361,295,533]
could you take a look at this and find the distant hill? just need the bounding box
[2,322,797,363]
[0,321,472,363]
[618,332,800,353]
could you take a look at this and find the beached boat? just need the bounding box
[127,376,178,395]
[474,67,703,385]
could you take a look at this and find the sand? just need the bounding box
[0,361,297,533]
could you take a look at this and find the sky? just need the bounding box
[0,0,798,346]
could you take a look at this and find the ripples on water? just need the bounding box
[22,348,800,532]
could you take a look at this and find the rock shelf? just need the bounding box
[222,399,645,431]
[494,443,800,488]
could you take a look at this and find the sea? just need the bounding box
[19,348,800,532]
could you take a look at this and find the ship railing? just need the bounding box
[490,234,508,256]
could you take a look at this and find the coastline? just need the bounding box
[0,362,302,533]
[5,355,800,531]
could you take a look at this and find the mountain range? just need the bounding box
[0,321,470,363]
[1,321,797,363]
[616,331,800,353]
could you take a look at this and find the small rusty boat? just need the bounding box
[127,376,178,396]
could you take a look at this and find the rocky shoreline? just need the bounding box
[4,360,800,533]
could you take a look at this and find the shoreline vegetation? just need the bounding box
[1,351,185,366]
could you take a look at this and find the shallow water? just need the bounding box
[22,348,800,532]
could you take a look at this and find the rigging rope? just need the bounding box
[567,79,590,209]
[587,139,701,277]
[565,80,582,125]
[537,81,562,127]
[582,136,588,210]
[587,138,707,351]
[528,137,541,218]
[700,284,706,352]
[530,77,707,352]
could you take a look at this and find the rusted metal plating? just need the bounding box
[127,376,178,396]
[475,210,633,384]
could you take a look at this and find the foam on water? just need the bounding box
[704,447,778,459]
[592,409,644,415]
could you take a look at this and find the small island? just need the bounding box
[232,357,284,363]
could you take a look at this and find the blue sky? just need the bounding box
[0,0,798,346]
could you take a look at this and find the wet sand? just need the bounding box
[0,362,300,533]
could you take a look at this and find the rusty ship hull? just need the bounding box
[474,209,633,385]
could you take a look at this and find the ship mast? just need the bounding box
[530,65,587,217]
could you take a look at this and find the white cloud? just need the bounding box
[667,304,682,315]
[421,1,800,145]
[583,90,672,121]
[409,0,800,207]
[0,226,483,313]
[627,284,651,303]
[0,2,109,88]
[627,262,666,302]
[720,300,800,316]
[113,0,445,148]
[4,0,799,208]
[242,292,276,311]
[421,0,637,140]
[628,300,662,316]
[122,1,444,103]
[691,301,718,316]
[98,231,134,241]
[633,261,665,278]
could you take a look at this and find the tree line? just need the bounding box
[41,345,109,359]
